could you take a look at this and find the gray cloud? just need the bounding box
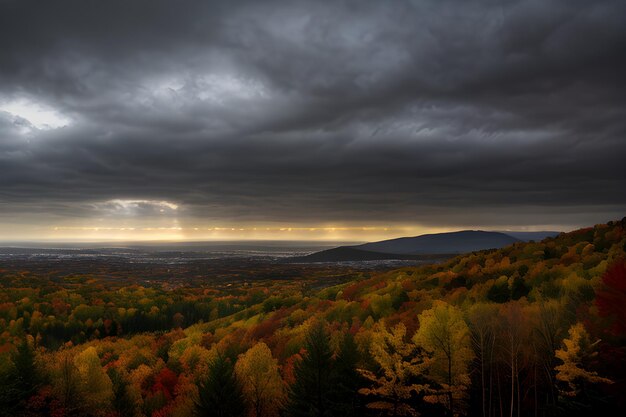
[0,0,625,233]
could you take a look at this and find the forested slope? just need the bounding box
[1,219,625,417]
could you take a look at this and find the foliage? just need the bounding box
[359,322,424,416]
[195,354,246,417]
[414,301,474,415]
[555,323,612,398]
[333,332,364,416]
[0,218,625,416]
[0,338,41,416]
[285,320,336,417]
[74,346,115,412]
[595,259,626,335]
[235,342,285,417]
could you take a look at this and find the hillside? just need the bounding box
[0,218,625,416]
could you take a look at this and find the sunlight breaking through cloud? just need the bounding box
[0,97,71,130]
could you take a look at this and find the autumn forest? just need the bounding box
[0,219,625,417]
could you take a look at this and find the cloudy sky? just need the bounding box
[1,0,625,241]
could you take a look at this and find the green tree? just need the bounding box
[333,332,363,416]
[286,320,335,417]
[0,338,41,416]
[12,339,41,399]
[195,353,247,417]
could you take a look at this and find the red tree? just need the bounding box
[152,367,178,400]
[596,259,626,336]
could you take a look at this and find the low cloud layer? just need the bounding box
[1,0,625,238]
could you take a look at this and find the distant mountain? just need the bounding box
[289,247,427,262]
[498,231,561,241]
[288,246,453,263]
[288,230,523,263]
[355,230,520,255]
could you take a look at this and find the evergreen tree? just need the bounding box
[286,320,336,417]
[0,338,41,416]
[195,354,247,417]
[108,367,136,417]
[332,332,363,416]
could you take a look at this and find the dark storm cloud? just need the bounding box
[0,0,625,228]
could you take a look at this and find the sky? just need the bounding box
[0,0,625,242]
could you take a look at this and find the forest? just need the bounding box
[1,218,625,417]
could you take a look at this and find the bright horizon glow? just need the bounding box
[0,223,570,243]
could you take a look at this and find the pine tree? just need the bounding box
[332,332,363,416]
[195,354,247,417]
[285,320,336,417]
[0,338,41,416]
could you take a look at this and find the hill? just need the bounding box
[290,230,522,262]
[288,246,453,263]
[355,230,520,254]
[498,231,561,241]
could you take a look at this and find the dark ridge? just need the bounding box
[286,246,453,263]
[287,230,525,263]
[498,231,561,241]
[354,230,521,255]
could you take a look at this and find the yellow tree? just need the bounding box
[358,322,424,417]
[74,346,114,413]
[235,342,286,417]
[413,301,474,417]
[555,323,612,398]
[49,349,82,415]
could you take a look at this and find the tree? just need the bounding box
[0,338,41,416]
[555,323,612,398]
[285,320,335,417]
[467,303,498,417]
[51,349,83,416]
[333,332,363,416]
[195,353,247,417]
[496,301,528,417]
[413,301,474,417]
[595,259,626,335]
[359,322,424,417]
[74,346,114,412]
[108,367,137,417]
[533,300,567,414]
[235,342,285,417]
